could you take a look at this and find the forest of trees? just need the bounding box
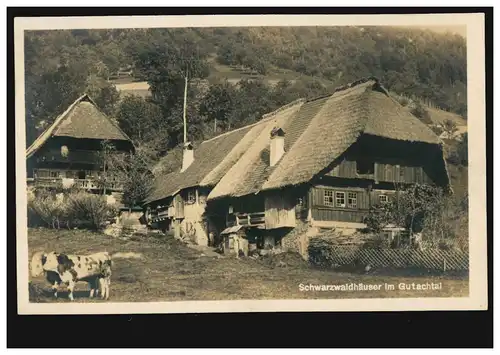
[24,26,467,168]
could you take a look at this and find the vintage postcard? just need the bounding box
[15,13,487,314]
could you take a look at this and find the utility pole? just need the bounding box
[183,71,188,145]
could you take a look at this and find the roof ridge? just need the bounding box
[306,76,382,103]
[261,98,306,119]
[201,99,305,144]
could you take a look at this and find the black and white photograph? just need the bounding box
[14,13,487,314]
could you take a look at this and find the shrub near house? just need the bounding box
[28,189,117,230]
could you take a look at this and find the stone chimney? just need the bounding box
[181,141,194,172]
[270,126,285,167]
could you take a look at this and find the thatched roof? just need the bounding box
[144,99,306,205]
[207,98,310,200]
[144,126,252,204]
[26,94,133,159]
[262,79,444,191]
[145,77,450,205]
[144,107,287,204]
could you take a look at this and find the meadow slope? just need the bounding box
[27,228,469,303]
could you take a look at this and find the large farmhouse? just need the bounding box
[144,77,451,254]
[26,94,135,195]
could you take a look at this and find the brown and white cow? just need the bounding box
[31,251,112,301]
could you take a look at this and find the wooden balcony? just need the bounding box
[32,177,123,192]
[235,212,265,228]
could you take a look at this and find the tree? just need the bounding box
[410,102,432,124]
[456,132,468,165]
[442,119,459,139]
[85,75,121,117]
[448,132,468,166]
[116,95,164,143]
[365,184,463,249]
[24,26,468,151]
[103,144,155,210]
[252,58,268,75]
[232,79,274,126]
[132,36,210,147]
[199,81,235,132]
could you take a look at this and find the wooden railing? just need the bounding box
[32,177,123,192]
[236,212,265,227]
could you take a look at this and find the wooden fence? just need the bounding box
[308,241,469,271]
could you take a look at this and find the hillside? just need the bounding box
[25,26,467,155]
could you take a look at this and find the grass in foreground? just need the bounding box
[27,228,469,303]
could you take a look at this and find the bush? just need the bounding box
[364,184,468,251]
[446,133,468,167]
[27,190,118,231]
[410,102,433,124]
[66,192,117,230]
[27,191,67,228]
[420,193,468,251]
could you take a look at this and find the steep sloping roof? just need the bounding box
[143,102,298,205]
[145,99,306,205]
[145,170,183,204]
[363,90,441,144]
[26,94,133,159]
[146,77,450,205]
[207,99,311,200]
[143,127,252,204]
[262,79,445,191]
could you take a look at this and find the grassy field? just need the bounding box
[27,228,469,303]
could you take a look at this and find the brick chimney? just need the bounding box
[270,126,285,167]
[181,141,194,172]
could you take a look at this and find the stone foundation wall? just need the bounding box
[279,221,378,260]
[280,221,320,259]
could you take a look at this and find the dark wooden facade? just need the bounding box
[309,184,397,223]
[219,135,448,229]
[27,136,133,192]
[308,135,448,225]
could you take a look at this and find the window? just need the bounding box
[335,192,346,208]
[356,159,375,175]
[187,190,196,204]
[50,170,60,178]
[324,190,334,206]
[347,192,357,209]
[379,195,389,204]
[34,169,50,178]
[399,166,405,179]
